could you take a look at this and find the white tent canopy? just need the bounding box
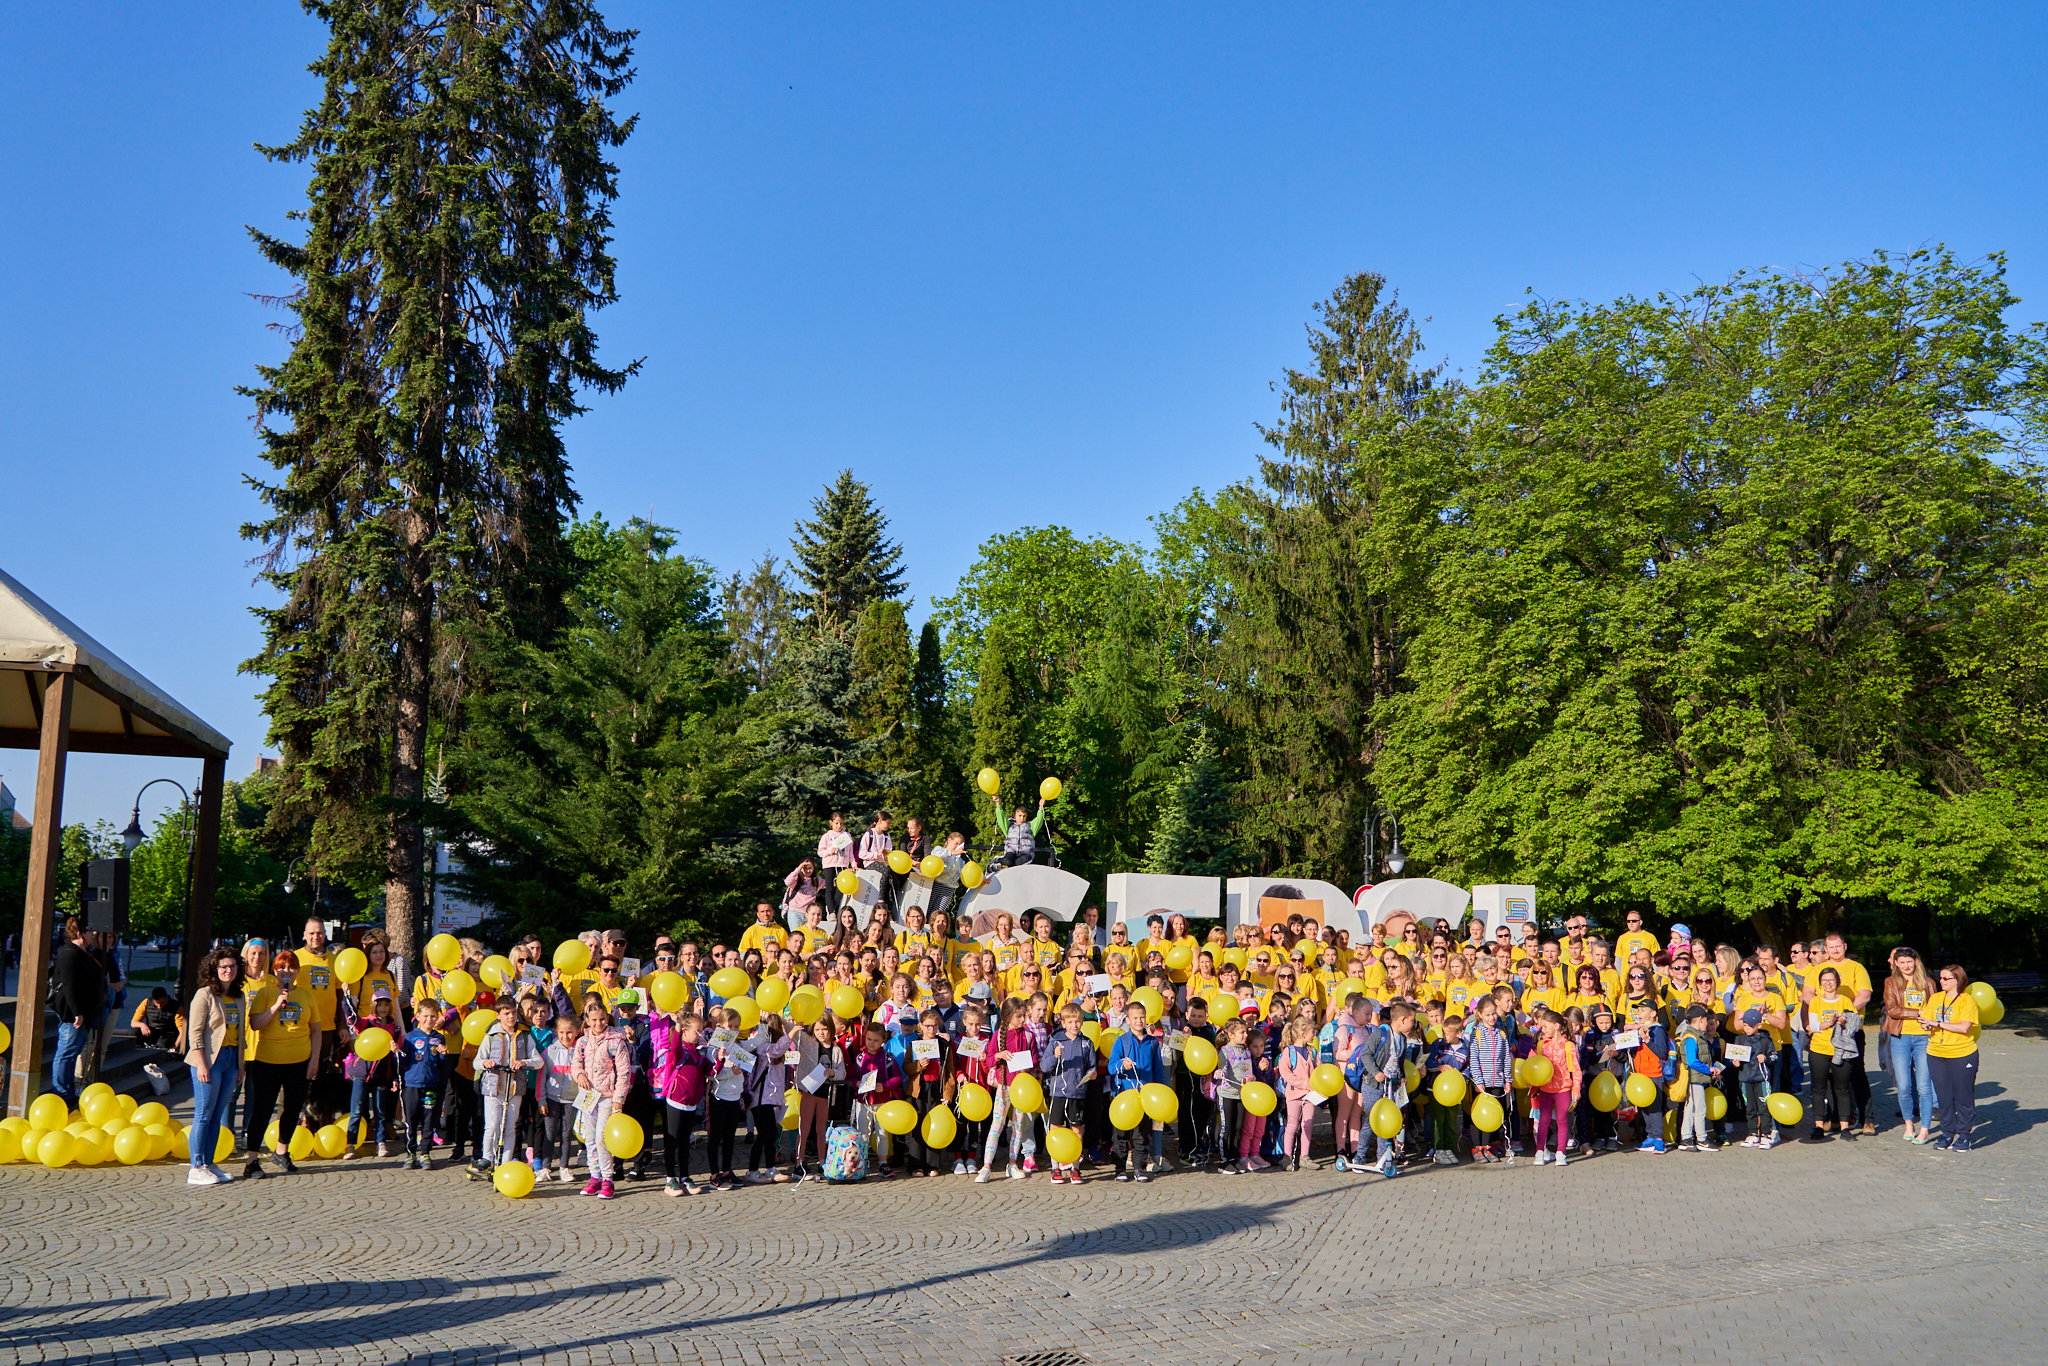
[0,566,229,759]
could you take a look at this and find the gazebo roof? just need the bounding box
[0,566,231,760]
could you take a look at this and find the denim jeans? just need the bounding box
[189,1046,239,1168]
[50,1021,88,1104]
[1890,1033,1936,1128]
[348,1077,392,1145]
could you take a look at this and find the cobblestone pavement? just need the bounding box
[3,1028,2044,1366]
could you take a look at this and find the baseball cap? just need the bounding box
[372,985,392,1001]
[1741,1007,1764,1027]
[1670,923,1692,939]
[1238,1002,1260,1018]
[614,988,641,1008]
[1684,1004,1712,1022]
[1590,1001,1614,1020]
[966,981,992,1000]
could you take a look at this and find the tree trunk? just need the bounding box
[386,505,435,972]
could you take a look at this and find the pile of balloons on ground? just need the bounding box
[0,1083,219,1169]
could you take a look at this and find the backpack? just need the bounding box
[823,1123,868,1183]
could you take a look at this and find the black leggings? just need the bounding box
[664,1104,701,1181]
[1809,1051,1856,1128]
[748,1103,779,1171]
[708,1097,744,1174]
[1219,1097,1244,1163]
[244,1059,310,1156]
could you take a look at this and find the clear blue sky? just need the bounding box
[3,2,2043,829]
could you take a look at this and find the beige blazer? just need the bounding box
[184,986,244,1070]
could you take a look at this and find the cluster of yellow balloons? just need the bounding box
[1105,1082,1178,1129]
[1968,980,2006,1026]
[1,1086,213,1169]
[975,769,1064,804]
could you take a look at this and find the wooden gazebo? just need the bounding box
[1,567,230,1117]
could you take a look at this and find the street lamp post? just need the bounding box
[123,777,196,997]
[1361,808,1406,886]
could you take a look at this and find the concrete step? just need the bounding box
[1,996,188,1104]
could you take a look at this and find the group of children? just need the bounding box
[282,906,1976,1195]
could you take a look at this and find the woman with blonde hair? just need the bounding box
[1883,947,1938,1142]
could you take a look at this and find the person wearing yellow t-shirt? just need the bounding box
[244,948,322,1177]
[1613,914,1659,968]
[737,902,790,961]
[1920,965,1982,1151]
[296,918,339,1041]
[1881,948,1937,1142]
[351,934,400,1019]
[1138,916,1170,967]
[1802,966,1858,1140]
[1027,916,1065,975]
[1518,964,1566,1022]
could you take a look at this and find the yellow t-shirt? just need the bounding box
[555,969,601,1013]
[1814,957,1872,1001]
[1520,985,1567,1018]
[1419,972,1449,1005]
[790,923,831,957]
[1896,983,1931,1037]
[1444,981,1479,1018]
[219,993,245,1051]
[1031,939,1064,972]
[738,923,789,960]
[1807,994,1853,1056]
[893,929,932,960]
[253,983,318,1065]
[1731,987,1790,1046]
[241,973,278,1056]
[1564,991,1607,1019]
[295,948,338,1030]
[990,938,1022,977]
[353,968,400,1017]
[1614,929,1660,964]
[1360,962,1390,996]
[1922,991,1980,1058]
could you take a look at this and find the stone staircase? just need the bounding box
[1,996,190,1105]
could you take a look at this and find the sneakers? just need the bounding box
[186,1167,222,1186]
[340,1147,358,1160]
[953,1160,968,1176]
[243,1156,265,1180]
[1503,1149,1516,1165]
[1554,1150,1568,1168]
[1640,1139,1666,1154]
[1115,1171,1132,1182]
[665,1178,686,1197]
[278,1155,299,1175]
[1933,1134,1955,1151]
[1022,1157,1038,1173]
[974,1167,991,1183]
[596,1179,616,1200]
[772,1168,792,1184]
[1154,1156,1178,1173]
[1759,1134,1778,1149]
[207,1163,235,1182]
[1742,1134,1760,1148]
[1134,1168,1151,1182]
[1049,1171,1065,1185]
[580,1178,603,1197]
[1950,1139,1972,1154]
[377,1142,391,1158]
[1007,1165,1027,1180]
[1534,1151,1550,1166]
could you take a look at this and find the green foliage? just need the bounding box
[759,630,901,838]
[969,626,1032,844]
[790,471,907,631]
[128,779,307,943]
[850,600,914,813]
[721,553,797,688]
[1145,731,1238,878]
[905,620,967,834]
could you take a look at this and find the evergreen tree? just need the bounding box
[1062,559,1180,883]
[241,1,636,966]
[790,470,908,631]
[1145,732,1238,878]
[851,599,914,811]
[721,552,796,688]
[970,626,1030,844]
[760,631,898,834]
[907,620,965,831]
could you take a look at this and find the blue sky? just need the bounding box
[3,2,2043,828]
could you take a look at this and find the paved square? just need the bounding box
[2,1027,2043,1366]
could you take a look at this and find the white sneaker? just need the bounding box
[1006,1165,1026,1180]
[186,1167,221,1186]
[207,1164,235,1182]
[1554,1150,1568,1168]
[953,1160,968,1175]
[974,1167,991,1183]
[1534,1151,1550,1166]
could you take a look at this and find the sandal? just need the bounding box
[1860,1122,1877,1136]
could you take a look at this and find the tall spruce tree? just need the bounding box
[851,600,914,812]
[970,626,1031,844]
[721,553,796,688]
[907,620,963,830]
[241,2,636,965]
[790,471,907,631]
[1144,732,1238,878]
[761,631,897,833]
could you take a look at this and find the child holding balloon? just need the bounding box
[1107,1000,1165,1181]
[570,996,634,1199]
[342,987,401,1158]
[1529,1009,1582,1165]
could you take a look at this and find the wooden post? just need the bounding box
[8,672,73,1118]
[181,755,226,1005]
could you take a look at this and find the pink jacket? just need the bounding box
[1536,1032,1581,1096]
[571,1027,633,1105]
[1277,1044,1318,1100]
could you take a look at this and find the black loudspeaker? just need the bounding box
[80,859,130,936]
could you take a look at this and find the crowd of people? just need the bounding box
[164,840,1991,1193]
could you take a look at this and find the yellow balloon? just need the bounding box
[28,1095,68,1131]
[603,1112,645,1159]
[1524,1055,1554,1088]
[213,1127,234,1163]
[643,970,685,1013]
[1588,1071,1622,1112]
[1980,997,2005,1026]
[354,1028,394,1062]
[493,1160,536,1197]
[1966,981,1999,1010]
[1095,1026,1122,1058]
[113,1122,149,1163]
[1180,1035,1219,1075]
[755,976,791,1012]
[554,938,592,973]
[37,1129,75,1168]
[1109,1089,1146,1130]
[959,861,985,890]
[874,1100,918,1135]
[287,1126,314,1161]
[1310,1063,1345,1098]
[1432,1070,1468,1106]
[314,1124,348,1159]
[1766,1091,1804,1126]
[1705,1085,1728,1121]
[144,1125,176,1161]
[918,853,945,880]
[789,986,825,1026]
[1369,1097,1404,1139]
[116,1094,138,1121]
[333,947,370,984]
[1402,1061,1421,1092]
[1008,1073,1046,1115]
[1221,947,1248,970]
[101,1117,127,1140]
[835,868,861,896]
[1139,1081,1178,1124]
[1338,977,1367,1001]
[1470,1093,1505,1132]
[1668,1069,1689,1103]
[263,1120,282,1150]
[440,969,477,1009]
[1205,989,1236,1018]
[80,1092,118,1127]
[133,1101,169,1130]
[782,1087,801,1130]
[977,767,1001,796]
[727,995,761,1031]
[17,1129,39,1163]
[1080,1020,1102,1045]
[0,1021,9,1053]
[1045,1124,1082,1164]
[1624,1073,1658,1108]
[956,1081,993,1122]
[709,966,751,999]
[1131,987,1165,1025]
[1164,942,1195,972]
[476,954,513,990]
[462,1010,494,1046]
[1240,1081,1278,1117]
[426,933,464,972]
[829,985,866,1020]
[921,1104,957,1149]
[79,1081,113,1106]
[1039,776,1062,802]
[71,1131,104,1166]
[171,1127,191,1160]
[888,849,913,876]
